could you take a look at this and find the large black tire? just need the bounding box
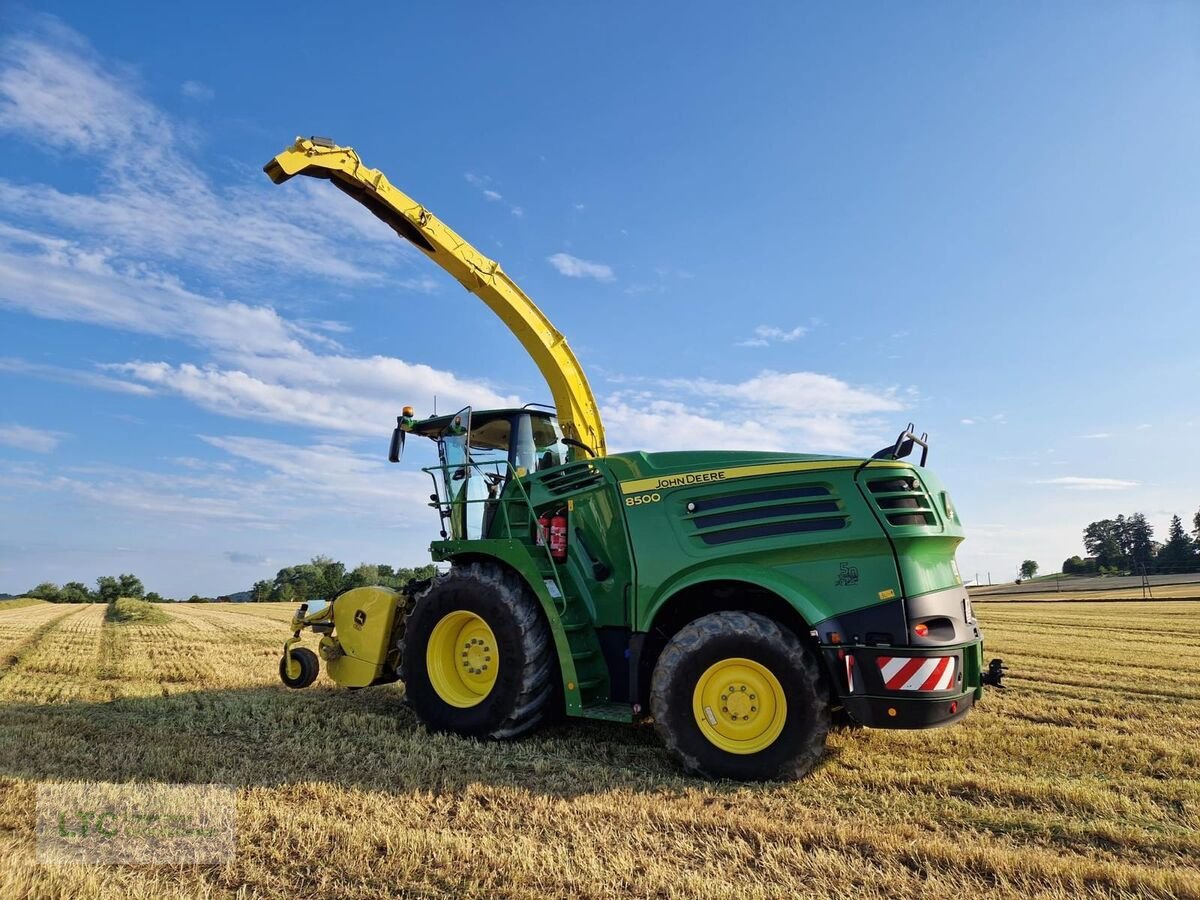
[401,562,555,740]
[650,611,830,781]
[279,647,319,689]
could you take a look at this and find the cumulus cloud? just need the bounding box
[1036,476,1139,491]
[112,354,516,435]
[601,371,906,453]
[0,424,63,453]
[547,252,614,281]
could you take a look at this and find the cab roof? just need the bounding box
[408,406,556,440]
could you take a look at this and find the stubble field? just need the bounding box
[0,598,1196,899]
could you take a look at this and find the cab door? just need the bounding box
[437,407,474,540]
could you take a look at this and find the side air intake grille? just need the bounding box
[684,484,848,546]
[867,476,937,527]
[540,463,603,497]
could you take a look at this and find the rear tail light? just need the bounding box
[913,623,929,637]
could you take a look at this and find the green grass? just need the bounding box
[103,597,172,625]
[0,600,1196,898]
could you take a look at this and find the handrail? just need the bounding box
[423,460,569,612]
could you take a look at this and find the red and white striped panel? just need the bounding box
[876,655,956,692]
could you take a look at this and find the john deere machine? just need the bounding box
[271,137,1003,780]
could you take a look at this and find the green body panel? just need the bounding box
[426,446,970,719]
[887,465,966,597]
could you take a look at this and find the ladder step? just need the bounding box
[577,676,604,689]
[563,621,589,633]
[571,648,597,661]
[579,700,634,723]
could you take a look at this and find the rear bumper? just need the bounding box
[821,639,985,730]
[842,688,975,728]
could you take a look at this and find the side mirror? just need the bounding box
[388,420,405,463]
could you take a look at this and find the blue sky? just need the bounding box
[1,4,1197,596]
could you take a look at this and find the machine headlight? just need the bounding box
[941,491,958,522]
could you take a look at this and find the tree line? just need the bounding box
[21,556,438,604]
[1062,509,1200,575]
[249,556,438,603]
[25,574,159,604]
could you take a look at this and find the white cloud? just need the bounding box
[180,79,213,101]
[0,424,63,453]
[0,356,152,395]
[1080,432,1112,440]
[0,25,409,283]
[959,412,1007,427]
[736,324,809,347]
[111,352,516,436]
[601,371,906,454]
[547,252,614,281]
[0,227,314,355]
[1036,476,1140,491]
[482,189,503,202]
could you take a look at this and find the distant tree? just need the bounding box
[95,576,122,605]
[1062,556,1084,575]
[117,573,145,599]
[1157,515,1197,572]
[1019,560,1039,580]
[1083,520,1125,570]
[317,558,347,598]
[254,558,439,603]
[1193,507,1200,544]
[187,594,206,603]
[347,564,380,590]
[29,582,62,602]
[1126,514,1154,572]
[60,581,93,603]
[144,591,165,603]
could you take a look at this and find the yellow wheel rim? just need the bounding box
[426,610,499,708]
[692,657,787,754]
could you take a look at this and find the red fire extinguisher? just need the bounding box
[536,513,550,546]
[549,511,568,561]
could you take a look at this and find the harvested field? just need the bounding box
[0,600,1196,898]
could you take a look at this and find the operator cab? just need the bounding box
[389,406,569,540]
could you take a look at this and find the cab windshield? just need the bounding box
[432,410,568,540]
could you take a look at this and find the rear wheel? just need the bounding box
[650,611,829,780]
[401,562,555,739]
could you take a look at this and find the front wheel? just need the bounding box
[279,647,319,689]
[650,611,829,780]
[401,562,555,740]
